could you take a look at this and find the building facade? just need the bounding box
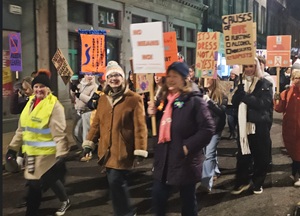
[2,0,207,132]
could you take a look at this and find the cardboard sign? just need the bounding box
[80,34,106,74]
[8,33,22,71]
[155,31,178,76]
[196,32,220,78]
[222,12,255,65]
[52,49,74,84]
[252,22,257,59]
[135,73,153,94]
[220,80,234,95]
[266,35,291,67]
[130,22,165,73]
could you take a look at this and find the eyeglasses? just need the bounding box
[107,73,122,79]
[294,77,300,79]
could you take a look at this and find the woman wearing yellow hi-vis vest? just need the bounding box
[6,69,71,216]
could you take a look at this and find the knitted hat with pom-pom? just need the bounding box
[31,69,51,88]
[105,61,125,79]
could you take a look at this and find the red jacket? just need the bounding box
[274,85,300,161]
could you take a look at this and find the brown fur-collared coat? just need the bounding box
[86,88,148,169]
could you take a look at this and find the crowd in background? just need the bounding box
[5,53,300,216]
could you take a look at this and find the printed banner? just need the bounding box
[2,67,13,97]
[130,22,165,73]
[8,33,22,71]
[156,31,178,76]
[79,30,106,74]
[196,32,220,78]
[266,35,291,67]
[52,49,74,84]
[222,12,255,65]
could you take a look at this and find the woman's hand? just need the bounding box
[147,101,157,115]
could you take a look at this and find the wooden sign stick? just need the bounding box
[276,67,280,105]
[149,81,157,136]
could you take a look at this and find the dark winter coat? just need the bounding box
[232,78,273,124]
[153,92,215,185]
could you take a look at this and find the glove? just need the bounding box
[274,93,281,100]
[75,92,80,98]
[71,83,79,92]
[236,83,245,93]
[133,156,144,167]
[6,149,17,161]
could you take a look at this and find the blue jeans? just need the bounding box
[152,180,197,216]
[201,133,221,190]
[106,168,134,216]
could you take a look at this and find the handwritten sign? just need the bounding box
[156,31,178,76]
[266,35,291,67]
[80,33,106,74]
[222,12,255,65]
[52,49,74,84]
[130,22,165,73]
[135,73,153,94]
[256,49,267,59]
[196,32,220,78]
[8,33,22,71]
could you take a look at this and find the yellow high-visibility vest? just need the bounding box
[20,93,58,156]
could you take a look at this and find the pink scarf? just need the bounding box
[158,92,180,144]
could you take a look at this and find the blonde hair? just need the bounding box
[242,57,263,78]
[160,78,193,101]
[291,69,300,81]
[207,78,224,105]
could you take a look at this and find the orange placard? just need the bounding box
[266,35,291,67]
[80,34,106,74]
[156,32,178,76]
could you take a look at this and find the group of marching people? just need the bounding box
[5,54,300,215]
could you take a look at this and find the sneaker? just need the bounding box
[294,179,300,187]
[253,187,263,195]
[197,185,211,194]
[55,199,71,216]
[231,184,250,195]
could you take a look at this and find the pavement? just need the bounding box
[2,112,300,216]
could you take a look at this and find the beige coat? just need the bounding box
[8,98,70,179]
[70,78,98,111]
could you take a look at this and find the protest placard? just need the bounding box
[256,49,267,59]
[130,22,165,73]
[156,31,178,76]
[196,32,220,78]
[79,30,106,75]
[8,33,22,72]
[52,49,74,85]
[266,35,291,67]
[222,12,255,65]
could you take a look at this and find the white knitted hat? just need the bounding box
[105,61,125,79]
